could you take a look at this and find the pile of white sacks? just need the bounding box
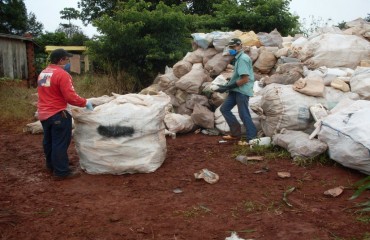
[24,18,370,175]
[138,18,370,175]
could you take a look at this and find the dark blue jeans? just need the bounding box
[41,110,72,177]
[220,91,257,141]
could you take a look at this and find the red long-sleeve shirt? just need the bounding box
[37,65,87,121]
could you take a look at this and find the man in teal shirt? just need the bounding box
[215,38,257,144]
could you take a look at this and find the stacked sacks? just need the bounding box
[139,23,369,150]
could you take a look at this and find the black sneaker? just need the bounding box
[53,170,81,181]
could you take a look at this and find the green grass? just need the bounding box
[293,151,334,167]
[233,144,291,160]
[232,141,335,167]
[73,73,119,97]
[0,74,120,132]
[73,72,139,97]
[0,75,119,121]
[0,79,37,128]
[174,204,211,218]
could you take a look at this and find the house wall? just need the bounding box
[0,38,28,80]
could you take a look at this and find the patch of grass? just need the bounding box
[233,141,336,167]
[73,72,138,97]
[0,80,37,129]
[34,207,54,217]
[174,204,211,218]
[0,74,118,132]
[73,73,115,98]
[356,214,370,224]
[329,231,370,240]
[293,151,335,167]
[231,200,283,218]
[233,144,290,160]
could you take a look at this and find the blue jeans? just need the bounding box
[41,111,72,177]
[220,91,257,141]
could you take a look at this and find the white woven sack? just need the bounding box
[299,33,370,69]
[71,93,170,175]
[318,100,370,175]
[350,67,370,100]
[164,113,194,134]
[272,129,327,158]
[258,84,326,137]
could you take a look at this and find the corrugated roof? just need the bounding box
[0,33,34,42]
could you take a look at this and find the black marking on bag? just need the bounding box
[97,125,134,138]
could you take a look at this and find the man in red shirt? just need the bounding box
[37,48,93,180]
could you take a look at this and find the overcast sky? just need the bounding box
[23,0,370,38]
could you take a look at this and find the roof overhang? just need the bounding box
[45,46,87,52]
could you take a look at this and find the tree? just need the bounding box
[26,12,44,37]
[365,14,370,22]
[60,7,80,25]
[59,8,82,38]
[56,24,89,45]
[87,0,192,92]
[208,0,299,36]
[34,32,69,49]
[0,0,27,35]
[78,0,117,25]
[185,0,223,15]
[336,21,347,30]
[76,0,226,25]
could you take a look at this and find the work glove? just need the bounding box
[85,101,93,111]
[214,82,238,93]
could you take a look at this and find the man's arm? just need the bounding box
[236,74,249,86]
[215,75,250,93]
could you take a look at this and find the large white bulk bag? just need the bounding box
[298,33,370,69]
[318,100,370,175]
[71,93,170,175]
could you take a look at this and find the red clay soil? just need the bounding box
[1,122,369,240]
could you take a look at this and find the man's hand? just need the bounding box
[215,85,229,93]
[214,82,238,93]
[85,101,93,111]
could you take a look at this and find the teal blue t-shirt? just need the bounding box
[228,52,255,97]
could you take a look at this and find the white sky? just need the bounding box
[23,0,370,38]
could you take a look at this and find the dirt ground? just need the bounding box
[1,122,370,240]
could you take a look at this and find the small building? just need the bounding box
[0,33,36,86]
[45,46,90,74]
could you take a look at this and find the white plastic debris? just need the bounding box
[225,232,246,240]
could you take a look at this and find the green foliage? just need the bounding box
[77,0,118,25]
[26,12,44,37]
[335,21,347,30]
[34,32,69,48]
[366,14,370,22]
[87,0,192,92]
[349,176,370,213]
[350,176,370,201]
[60,7,81,22]
[292,151,334,167]
[0,0,28,35]
[76,0,218,25]
[208,0,299,36]
[73,74,125,97]
[185,0,223,15]
[56,23,89,41]
[233,144,291,160]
